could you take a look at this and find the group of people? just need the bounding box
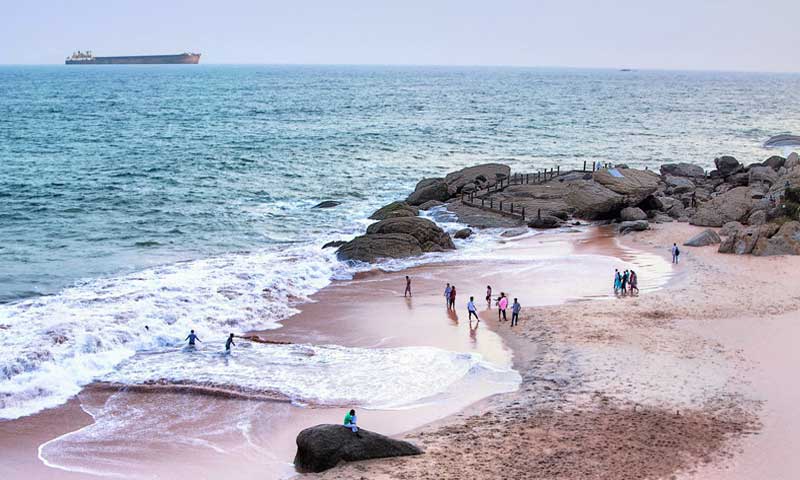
[613,269,639,295]
[444,282,521,327]
[184,329,237,352]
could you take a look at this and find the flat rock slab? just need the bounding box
[294,424,422,473]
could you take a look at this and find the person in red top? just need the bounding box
[449,285,456,309]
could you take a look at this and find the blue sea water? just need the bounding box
[1,65,799,420]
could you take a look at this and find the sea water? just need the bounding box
[1,65,800,420]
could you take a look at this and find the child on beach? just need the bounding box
[444,283,452,308]
[485,285,492,308]
[404,275,412,297]
[467,296,479,321]
[498,293,508,321]
[511,298,521,326]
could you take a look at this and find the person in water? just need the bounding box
[485,285,492,308]
[404,275,412,297]
[185,329,201,346]
[511,298,521,327]
[225,333,235,352]
[467,296,479,321]
[344,409,358,433]
[444,283,452,308]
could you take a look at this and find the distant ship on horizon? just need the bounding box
[65,51,201,65]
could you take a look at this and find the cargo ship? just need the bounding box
[65,51,201,65]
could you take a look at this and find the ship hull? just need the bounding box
[66,53,200,65]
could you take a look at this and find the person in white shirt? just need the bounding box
[467,296,479,321]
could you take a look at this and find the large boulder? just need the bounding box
[718,223,780,255]
[690,187,754,227]
[714,156,743,177]
[752,221,800,256]
[763,155,786,171]
[664,175,696,194]
[683,229,721,247]
[660,163,705,178]
[294,424,422,473]
[749,166,778,186]
[444,163,510,195]
[369,202,419,220]
[617,220,649,234]
[406,179,451,206]
[337,233,424,262]
[454,228,473,239]
[366,216,455,251]
[593,168,660,205]
[657,196,686,219]
[786,152,800,170]
[566,181,624,219]
[719,221,744,237]
[619,206,647,221]
[415,177,443,190]
[528,215,563,229]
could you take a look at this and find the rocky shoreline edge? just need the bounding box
[325,151,800,262]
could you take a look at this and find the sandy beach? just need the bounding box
[2,221,799,479]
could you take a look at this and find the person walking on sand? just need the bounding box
[185,329,201,346]
[344,409,359,434]
[444,283,452,308]
[225,333,235,352]
[449,285,457,309]
[511,298,521,327]
[498,293,508,321]
[672,243,680,264]
[613,269,621,294]
[629,270,639,295]
[404,275,412,297]
[467,296,479,321]
[621,270,629,294]
[485,285,492,308]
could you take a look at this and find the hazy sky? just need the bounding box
[2,0,799,71]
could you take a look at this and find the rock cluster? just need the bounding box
[337,217,455,262]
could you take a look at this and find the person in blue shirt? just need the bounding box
[511,298,521,326]
[185,330,201,346]
[467,296,479,321]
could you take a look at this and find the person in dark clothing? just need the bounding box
[449,285,456,309]
[185,330,201,346]
[404,276,412,297]
[621,270,629,293]
[511,298,521,327]
[225,333,235,352]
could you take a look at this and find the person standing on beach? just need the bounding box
[225,333,235,352]
[449,285,457,309]
[444,283,452,308]
[672,243,680,264]
[629,270,639,295]
[485,285,492,308]
[511,298,521,327]
[185,330,201,346]
[404,275,412,297]
[467,296,479,321]
[498,293,508,321]
[621,270,629,294]
[613,269,621,294]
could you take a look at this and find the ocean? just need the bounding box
[1,65,799,421]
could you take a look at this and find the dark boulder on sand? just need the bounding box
[683,229,721,247]
[617,220,649,234]
[369,202,419,220]
[528,214,563,229]
[337,217,454,262]
[294,424,422,473]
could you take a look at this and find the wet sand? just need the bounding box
[0,226,672,479]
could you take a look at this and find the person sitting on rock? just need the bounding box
[344,409,358,433]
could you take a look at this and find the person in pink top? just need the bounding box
[498,293,508,321]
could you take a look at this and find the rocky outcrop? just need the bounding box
[660,163,705,178]
[593,168,660,205]
[748,166,778,186]
[338,217,454,262]
[369,202,419,220]
[714,156,743,177]
[294,424,422,473]
[444,163,510,195]
[313,201,341,209]
[683,229,721,247]
[454,228,473,239]
[418,200,444,210]
[718,223,780,255]
[664,175,695,194]
[617,220,649,234]
[719,221,744,237]
[619,206,647,221]
[566,181,624,219]
[322,240,347,249]
[406,179,451,206]
[528,214,563,229]
[751,221,800,256]
[690,187,754,227]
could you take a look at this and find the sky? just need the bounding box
[1,0,799,72]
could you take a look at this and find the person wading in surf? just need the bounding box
[185,329,201,346]
[225,333,235,352]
